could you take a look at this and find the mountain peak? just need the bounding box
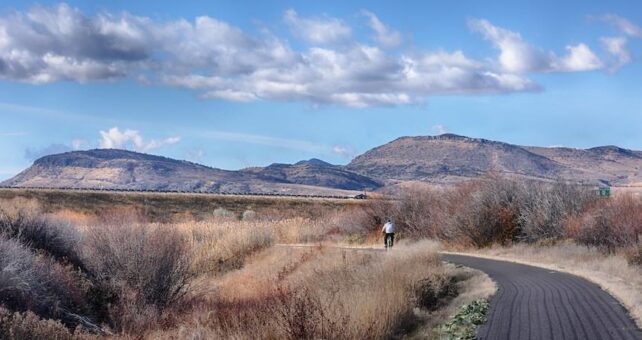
[294,158,333,167]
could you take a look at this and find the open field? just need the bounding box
[0,188,367,222]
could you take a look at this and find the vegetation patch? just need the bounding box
[440,299,490,340]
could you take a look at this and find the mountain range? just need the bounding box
[3,134,641,195]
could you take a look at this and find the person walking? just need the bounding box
[382,218,395,249]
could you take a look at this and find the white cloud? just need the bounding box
[99,127,180,152]
[361,10,402,48]
[551,43,603,72]
[0,5,615,108]
[431,124,448,135]
[283,9,351,44]
[0,3,149,83]
[331,145,354,157]
[468,18,546,73]
[600,36,631,71]
[469,19,602,73]
[599,14,642,39]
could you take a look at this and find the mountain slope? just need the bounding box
[2,149,379,194]
[346,134,565,183]
[524,145,642,186]
[241,159,381,191]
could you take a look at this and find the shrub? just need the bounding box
[0,212,83,269]
[518,181,596,242]
[81,223,193,331]
[445,179,522,247]
[0,236,91,328]
[576,194,642,253]
[0,307,79,340]
[213,207,234,219]
[242,210,257,221]
[440,299,489,340]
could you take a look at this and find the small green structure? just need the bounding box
[596,186,611,197]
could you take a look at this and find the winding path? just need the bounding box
[443,254,642,340]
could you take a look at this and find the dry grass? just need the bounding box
[0,188,362,223]
[152,240,451,339]
[448,242,642,328]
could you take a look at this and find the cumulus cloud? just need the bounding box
[0,3,150,83]
[99,127,180,152]
[283,9,351,44]
[599,14,642,39]
[600,37,631,71]
[469,19,602,73]
[0,4,615,107]
[361,10,403,48]
[551,43,603,72]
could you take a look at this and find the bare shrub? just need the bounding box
[241,210,256,221]
[395,187,448,238]
[576,194,642,253]
[81,223,192,331]
[213,207,234,219]
[0,211,83,268]
[0,307,81,340]
[444,178,522,247]
[518,181,596,242]
[0,236,91,328]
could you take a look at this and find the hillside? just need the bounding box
[1,149,379,195]
[241,159,380,191]
[346,134,642,186]
[346,134,564,184]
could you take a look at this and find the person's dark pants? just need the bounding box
[384,233,395,248]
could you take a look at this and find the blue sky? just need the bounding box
[1,1,641,180]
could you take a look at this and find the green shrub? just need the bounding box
[441,299,489,340]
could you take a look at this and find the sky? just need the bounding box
[1,0,641,180]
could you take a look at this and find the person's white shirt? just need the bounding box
[382,221,395,233]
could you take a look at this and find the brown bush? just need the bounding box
[518,181,596,242]
[576,194,642,253]
[0,307,80,340]
[0,236,92,328]
[0,211,83,269]
[81,223,193,331]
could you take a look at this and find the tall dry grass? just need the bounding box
[153,241,450,339]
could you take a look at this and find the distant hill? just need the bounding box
[3,135,641,193]
[346,134,563,184]
[1,149,380,195]
[241,158,381,191]
[346,134,642,186]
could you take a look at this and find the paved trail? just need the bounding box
[443,254,642,340]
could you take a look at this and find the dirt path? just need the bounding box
[443,254,642,340]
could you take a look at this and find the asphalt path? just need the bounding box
[443,254,642,340]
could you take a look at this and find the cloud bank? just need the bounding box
[99,127,180,152]
[0,4,633,107]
